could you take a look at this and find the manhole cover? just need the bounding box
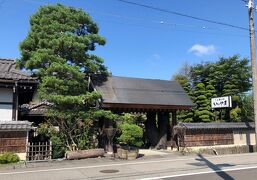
[99,169,119,174]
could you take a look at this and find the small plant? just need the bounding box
[118,123,143,147]
[0,152,20,164]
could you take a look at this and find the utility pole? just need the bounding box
[247,0,257,146]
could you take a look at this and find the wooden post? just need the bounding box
[49,141,52,159]
[171,110,177,149]
[12,82,18,121]
[167,112,172,145]
[25,131,29,161]
[145,112,159,147]
[172,110,177,127]
[156,112,169,149]
[103,119,114,153]
[26,142,30,161]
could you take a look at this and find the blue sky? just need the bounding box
[0,0,253,80]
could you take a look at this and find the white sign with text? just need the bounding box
[211,96,232,109]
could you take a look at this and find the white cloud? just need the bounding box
[152,53,161,60]
[188,44,216,56]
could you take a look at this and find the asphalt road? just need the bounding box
[1,152,257,180]
[162,168,257,180]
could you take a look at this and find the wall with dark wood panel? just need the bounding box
[184,129,234,147]
[0,131,27,153]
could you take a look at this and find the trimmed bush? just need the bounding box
[118,123,143,147]
[0,152,20,164]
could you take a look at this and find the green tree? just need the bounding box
[241,94,254,121]
[193,83,215,122]
[19,4,109,151]
[172,74,191,94]
[172,74,193,122]
[177,55,251,122]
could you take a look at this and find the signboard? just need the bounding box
[211,96,232,109]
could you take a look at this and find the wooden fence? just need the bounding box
[0,131,27,153]
[26,141,52,161]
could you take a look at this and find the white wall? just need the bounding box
[233,130,256,145]
[0,88,13,121]
[0,104,13,121]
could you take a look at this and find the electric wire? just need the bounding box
[90,11,248,38]
[89,10,245,33]
[116,0,249,31]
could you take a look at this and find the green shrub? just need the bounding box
[37,123,66,159]
[50,136,66,159]
[0,152,20,164]
[118,123,143,147]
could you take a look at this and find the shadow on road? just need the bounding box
[190,154,235,180]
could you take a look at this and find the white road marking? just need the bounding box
[0,152,256,176]
[140,165,257,180]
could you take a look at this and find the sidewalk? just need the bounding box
[0,149,189,171]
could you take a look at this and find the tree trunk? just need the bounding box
[145,112,159,147]
[156,112,169,149]
[66,149,105,160]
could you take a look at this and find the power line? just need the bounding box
[89,10,248,37]
[116,0,249,31]
[88,11,211,30]
[94,17,248,38]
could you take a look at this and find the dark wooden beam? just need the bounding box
[0,102,13,105]
[102,103,193,111]
[12,83,18,121]
[156,112,170,149]
[145,112,159,148]
[171,110,177,126]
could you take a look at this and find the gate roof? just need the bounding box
[93,76,194,111]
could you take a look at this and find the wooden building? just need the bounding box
[0,121,32,160]
[174,122,256,147]
[0,58,37,120]
[93,76,194,149]
[0,58,37,159]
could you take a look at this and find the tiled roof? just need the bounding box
[0,58,37,82]
[174,122,255,130]
[20,100,52,116]
[94,76,194,109]
[0,121,33,131]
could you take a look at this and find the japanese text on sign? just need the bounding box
[211,96,232,109]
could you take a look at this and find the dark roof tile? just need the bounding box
[20,100,52,116]
[0,121,33,131]
[94,76,194,108]
[0,58,37,82]
[174,122,255,130]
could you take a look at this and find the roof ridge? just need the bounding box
[111,75,174,82]
[0,58,16,62]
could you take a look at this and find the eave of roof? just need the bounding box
[0,121,33,131]
[20,101,52,116]
[0,58,38,83]
[102,102,192,110]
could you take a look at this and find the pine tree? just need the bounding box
[193,83,215,122]
[19,4,109,151]
[188,55,251,122]
[173,74,193,122]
